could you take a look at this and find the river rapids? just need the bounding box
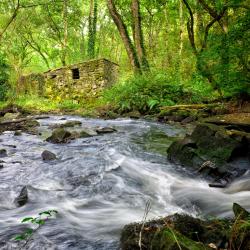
[0,116,249,249]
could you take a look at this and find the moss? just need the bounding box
[230,217,250,250]
[151,228,209,250]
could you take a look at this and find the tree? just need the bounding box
[182,0,226,93]
[131,0,149,71]
[107,0,149,73]
[88,0,98,59]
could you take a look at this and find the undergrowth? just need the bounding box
[100,71,218,114]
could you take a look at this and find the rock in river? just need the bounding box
[14,186,28,207]
[167,122,250,183]
[96,127,117,134]
[46,128,72,144]
[41,150,57,161]
[0,149,7,158]
[49,120,82,129]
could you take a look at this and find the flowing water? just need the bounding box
[0,116,249,249]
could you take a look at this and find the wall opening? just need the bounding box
[72,68,80,79]
[50,74,57,79]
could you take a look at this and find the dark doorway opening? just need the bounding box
[72,68,80,79]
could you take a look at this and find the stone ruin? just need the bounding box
[18,58,119,101]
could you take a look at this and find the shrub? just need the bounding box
[102,71,186,114]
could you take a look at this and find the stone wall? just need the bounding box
[44,58,119,101]
[19,58,119,101]
[17,73,45,96]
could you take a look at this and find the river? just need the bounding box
[0,116,249,249]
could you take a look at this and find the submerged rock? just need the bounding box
[96,127,117,134]
[14,130,22,136]
[46,128,72,144]
[41,150,57,161]
[14,186,28,207]
[0,149,7,158]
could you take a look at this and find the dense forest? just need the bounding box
[0,0,249,113]
[0,1,250,250]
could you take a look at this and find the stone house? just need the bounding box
[19,58,119,101]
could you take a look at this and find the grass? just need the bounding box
[1,95,84,114]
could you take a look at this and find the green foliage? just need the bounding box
[14,210,58,243]
[102,71,217,114]
[102,72,185,114]
[0,53,9,101]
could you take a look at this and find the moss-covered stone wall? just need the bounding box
[17,73,45,96]
[19,58,119,101]
[44,58,119,101]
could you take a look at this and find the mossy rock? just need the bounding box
[120,213,231,250]
[167,123,249,179]
[46,128,72,143]
[191,123,242,165]
[0,118,39,134]
[151,228,209,250]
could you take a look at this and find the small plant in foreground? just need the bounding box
[14,210,58,247]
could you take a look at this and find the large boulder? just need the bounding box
[46,128,72,144]
[120,204,250,250]
[120,213,230,250]
[167,123,250,182]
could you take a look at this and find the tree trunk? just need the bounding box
[107,0,141,73]
[88,0,98,59]
[179,0,184,81]
[131,0,149,71]
[62,0,68,66]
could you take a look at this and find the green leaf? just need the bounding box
[25,228,33,235]
[36,219,45,225]
[14,235,26,241]
[39,211,51,216]
[21,217,34,223]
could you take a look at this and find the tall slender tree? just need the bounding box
[107,0,149,74]
[131,0,149,71]
[88,0,98,59]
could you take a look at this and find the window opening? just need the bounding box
[72,68,80,79]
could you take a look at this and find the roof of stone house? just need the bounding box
[44,58,119,74]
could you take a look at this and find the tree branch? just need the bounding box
[0,0,20,42]
[201,8,226,51]
[182,0,197,54]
